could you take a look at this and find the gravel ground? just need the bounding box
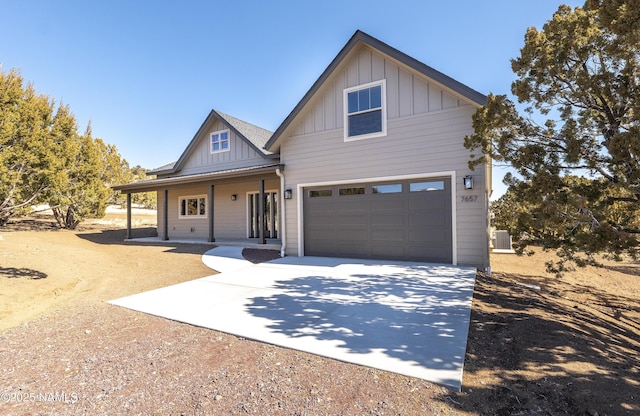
[1,214,638,415]
[1,303,457,415]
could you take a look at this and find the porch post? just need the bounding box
[259,179,265,244]
[163,189,169,241]
[208,184,215,242]
[126,193,132,240]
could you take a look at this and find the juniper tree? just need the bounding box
[0,68,131,228]
[466,0,640,272]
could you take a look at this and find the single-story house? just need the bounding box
[114,30,491,270]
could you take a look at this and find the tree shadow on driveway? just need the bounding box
[245,263,476,388]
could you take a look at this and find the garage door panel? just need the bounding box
[409,214,449,227]
[337,198,368,210]
[306,221,336,232]
[335,243,369,256]
[306,203,334,211]
[409,227,448,240]
[306,231,336,240]
[371,228,404,241]
[305,211,335,222]
[337,228,368,240]
[304,178,452,263]
[409,247,448,262]
[371,212,404,225]
[372,198,405,210]
[408,198,447,210]
[306,210,335,219]
[371,244,405,258]
[307,246,334,257]
[337,213,369,225]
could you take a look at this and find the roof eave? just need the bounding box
[113,163,283,193]
[148,167,175,176]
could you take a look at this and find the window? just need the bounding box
[372,184,402,194]
[179,195,207,218]
[344,80,386,141]
[210,129,230,153]
[339,187,365,196]
[308,189,332,197]
[410,181,445,192]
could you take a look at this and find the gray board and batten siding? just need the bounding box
[155,111,277,179]
[155,178,281,241]
[269,37,489,269]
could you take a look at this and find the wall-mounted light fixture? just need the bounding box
[231,194,237,201]
[463,176,474,190]
[284,189,293,199]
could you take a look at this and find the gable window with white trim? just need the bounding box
[344,80,387,141]
[179,195,207,218]
[210,129,230,153]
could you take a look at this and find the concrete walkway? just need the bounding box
[109,247,477,390]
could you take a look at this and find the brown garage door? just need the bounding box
[303,178,452,263]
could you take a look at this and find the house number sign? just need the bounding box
[460,195,479,203]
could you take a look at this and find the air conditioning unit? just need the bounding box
[493,230,513,250]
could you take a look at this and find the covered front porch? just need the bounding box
[113,163,288,254]
[124,236,282,251]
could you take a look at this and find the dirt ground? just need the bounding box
[0,210,638,415]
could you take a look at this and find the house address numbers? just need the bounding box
[460,195,479,203]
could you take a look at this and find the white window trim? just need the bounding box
[343,79,387,142]
[178,194,208,219]
[210,129,231,154]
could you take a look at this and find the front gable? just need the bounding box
[289,44,475,140]
[265,30,486,152]
[156,109,277,178]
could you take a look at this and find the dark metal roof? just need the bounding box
[114,163,282,193]
[264,30,487,151]
[148,162,176,175]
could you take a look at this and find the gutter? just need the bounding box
[275,167,286,257]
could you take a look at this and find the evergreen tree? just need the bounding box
[0,70,56,224]
[1,68,132,228]
[465,1,640,272]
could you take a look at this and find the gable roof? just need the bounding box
[150,109,277,175]
[264,30,487,151]
[218,110,274,150]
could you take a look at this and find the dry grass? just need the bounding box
[1,214,638,415]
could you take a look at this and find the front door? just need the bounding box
[248,191,278,239]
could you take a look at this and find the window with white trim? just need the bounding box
[179,195,207,218]
[344,80,387,141]
[210,129,230,153]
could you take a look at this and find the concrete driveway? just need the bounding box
[109,247,477,390]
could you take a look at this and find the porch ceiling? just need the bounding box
[113,163,282,193]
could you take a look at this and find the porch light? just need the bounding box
[231,194,237,201]
[284,189,293,199]
[463,176,473,190]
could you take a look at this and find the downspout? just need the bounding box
[275,168,286,257]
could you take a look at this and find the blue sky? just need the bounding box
[2,0,582,198]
